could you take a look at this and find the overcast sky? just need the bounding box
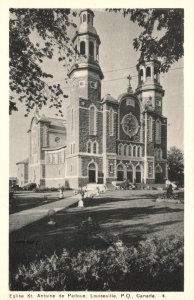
[9,9,184,177]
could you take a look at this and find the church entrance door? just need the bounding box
[88,163,96,183]
[89,170,96,183]
[127,171,133,182]
[155,173,163,183]
[155,165,163,183]
[136,172,141,183]
[117,171,124,181]
[135,166,141,183]
[127,165,133,182]
[117,164,124,181]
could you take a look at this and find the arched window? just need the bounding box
[155,119,161,144]
[89,106,96,135]
[87,141,92,153]
[155,148,158,159]
[148,116,153,142]
[80,41,85,55]
[118,144,123,156]
[93,141,98,154]
[133,145,136,157]
[89,41,94,57]
[159,148,163,159]
[126,145,129,156]
[124,145,127,156]
[146,66,151,78]
[109,108,114,136]
[88,14,90,23]
[128,144,132,156]
[96,45,99,60]
[137,146,141,157]
[83,14,86,22]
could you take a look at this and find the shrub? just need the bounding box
[11,235,183,291]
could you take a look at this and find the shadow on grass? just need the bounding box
[9,191,73,214]
[10,199,183,274]
[68,193,161,209]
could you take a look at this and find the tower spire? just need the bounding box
[68,9,103,80]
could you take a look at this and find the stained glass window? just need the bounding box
[155,119,161,144]
[109,108,114,136]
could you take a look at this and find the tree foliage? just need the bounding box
[9,9,77,116]
[167,147,184,184]
[10,9,184,115]
[108,9,184,72]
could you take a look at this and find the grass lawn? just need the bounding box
[9,190,73,214]
[10,189,184,276]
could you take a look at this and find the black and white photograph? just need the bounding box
[1,1,194,298]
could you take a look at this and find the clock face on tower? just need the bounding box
[121,112,139,137]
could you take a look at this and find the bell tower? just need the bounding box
[135,56,167,184]
[66,9,104,188]
[135,56,164,114]
[68,9,104,102]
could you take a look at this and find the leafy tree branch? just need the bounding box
[108,9,184,72]
[9,8,77,116]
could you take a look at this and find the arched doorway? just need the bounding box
[135,165,141,183]
[127,165,133,182]
[88,163,96,183]
[117,164,124,181]
[155,165,163,183]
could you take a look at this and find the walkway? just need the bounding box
[9,195,79,233]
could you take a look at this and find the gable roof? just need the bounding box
[102,94,118,103]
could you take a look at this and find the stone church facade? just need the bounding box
[17,9,168,189]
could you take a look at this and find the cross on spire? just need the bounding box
[127,74,133,94]
[127,74,132,83]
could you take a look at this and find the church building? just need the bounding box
[17,9,168,189]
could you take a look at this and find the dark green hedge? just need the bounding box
[11,236,183,291]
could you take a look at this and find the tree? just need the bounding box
[167,147,184,185]
[10,9,184,116]
[108,9,184,72]
[9,9,77,116]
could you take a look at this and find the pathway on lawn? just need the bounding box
[9,195,79,233]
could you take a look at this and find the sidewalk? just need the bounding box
[9,195,79,233]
